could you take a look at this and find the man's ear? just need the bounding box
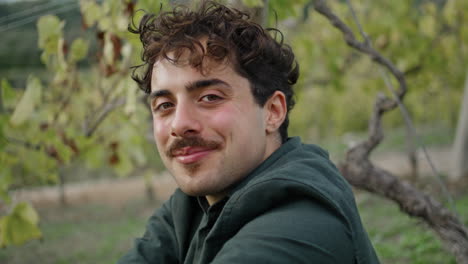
[264,91,287,135]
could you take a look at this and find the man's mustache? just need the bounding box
[166,137,221,157]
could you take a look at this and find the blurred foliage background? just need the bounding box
[0,0,467,263]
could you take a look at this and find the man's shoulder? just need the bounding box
[242,197,352,242]
[219,160,356,243]
[213,197,355,263]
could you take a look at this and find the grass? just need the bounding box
[357,191,468,264]
[1,191,467,263]
[0,199,158,264]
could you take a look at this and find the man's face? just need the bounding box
[150,55,277,203]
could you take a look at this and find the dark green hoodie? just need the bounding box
[118,137,380,264]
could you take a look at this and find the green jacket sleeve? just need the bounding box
[117,196,179,264]
[211,199,355,264]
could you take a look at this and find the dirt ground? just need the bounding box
[11,171,178,209]
[371,146,453,178]
[11,146,454,209]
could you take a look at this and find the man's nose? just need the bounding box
[170,104,202,137]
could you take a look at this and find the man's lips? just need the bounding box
[172,146,216,164]
[167,137,221,165]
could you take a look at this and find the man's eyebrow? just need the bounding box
[186,78,230,92]
[149,78,230,101]
[149,89,171,101]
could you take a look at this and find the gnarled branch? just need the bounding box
[312,0,468,262]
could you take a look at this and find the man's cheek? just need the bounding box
[153,123,169,152]
[153,120,168,138]
[209,107,237,127]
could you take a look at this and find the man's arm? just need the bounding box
[211,199,355,264]
[117,196,179,264]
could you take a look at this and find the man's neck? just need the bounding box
[205,134,283,206]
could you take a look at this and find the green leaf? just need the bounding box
[80,0,103,27]
[83,144,105,169]
[57,37,68,74]
[1,79,15,107]
[443,0,457,25]
[69,38,89,63]
[21,148,57,179]
[242,0,264,8]
[40,52,52,68]
[0,168,12,204]
[54,140,73,164]
[114,148,134,177]
[98,16,112,32]
[10,76,42,126]
[37,15,64,54]
[0,124,5,150]
[0,111,8,149]
[0,202,42,247]
[136,0,167,14]
[46,173,59,185]
[419,14,436,37]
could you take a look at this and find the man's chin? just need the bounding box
[184,162,203,173]
[173,174,222,197]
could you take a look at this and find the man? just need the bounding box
[119,1,379,263]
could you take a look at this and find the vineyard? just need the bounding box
[1,0,468,263]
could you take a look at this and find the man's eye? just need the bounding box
[200,94,222,102]
[155,102,174,111]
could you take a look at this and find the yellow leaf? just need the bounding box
[80,0,102,27]
[0,169,12,204]
[69,38,89,63]
[0,202,42,247]
[37,15,64,54]
[14,202,39,225]
[10,76,42,126]
[443,0,456,25]
[419,15,436,37]
[1,79,15,107]
[242,0,264,8]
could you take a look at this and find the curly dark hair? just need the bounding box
[129,0,299,142]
